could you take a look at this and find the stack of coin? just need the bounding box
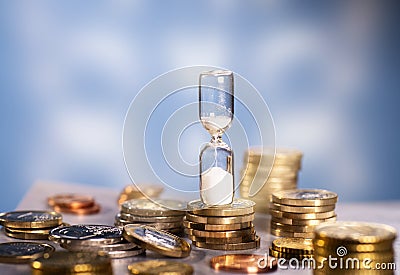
[0,242,55,264]
[48,193,101,215]
[184,199,260,250]
[123,224,191,258]
[269,237,313,260]
[0,210,64,240]
[31,251,112,274]
[115,199,186,235]
[240,148,303,213]
[270,189,338,239]
[313,221,397,275]
[210,254,277,273]
[49,224,145,259]
[118,184,164,205]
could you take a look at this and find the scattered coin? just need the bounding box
[0,242,55,264]
[0,211,62,229]
[128,260,193,275]
[123,224,191,258]
[48,194,101,215]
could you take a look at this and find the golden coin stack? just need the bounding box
[118,184,164,205]
[313,221,397,275]
[240,148,303,213]
[48,194,101,215]
[128,260,194,275]
[0,210,64,240]
[269,237,313,260]
[270,189,338,239]
[115,199,186,235]
[31,251,113,275]
[184,199,260,250]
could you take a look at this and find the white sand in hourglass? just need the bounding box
[200,166,234,205]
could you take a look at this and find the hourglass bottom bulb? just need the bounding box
[200,166,234,205]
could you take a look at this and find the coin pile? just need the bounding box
[0,242,55,264]
[270,189,338,239]
[210,254,277,273]
[118,184,164,205]
[128,260,193,275]
[313,221,397,275]
[240,148,303,213]
[115,199,186,235]
[48,193,101,215]
[184,199,260,250]
[123,224,191,258]
[0,210,64,240]
[269,237,313,260]
[31,251,112,274]
[49,224,145,259]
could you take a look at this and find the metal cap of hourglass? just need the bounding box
[199,70,234,206]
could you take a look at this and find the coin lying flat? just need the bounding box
[272,237,314,255]
[271,222,316,233]
[121,199,186,216]
[99,247,146,259]
[186,212,254,225]
[31,251,112,273]
[185,227,255,238]
[47,194,95,209]
[49,224,123,245]
[60,240,138,252]
[0,242,55,264]
[183,220,252,231]
[210,254,277,273]
[270,203,336,214]
[128,260,193,275]
[0,211,62,229]
[269,247,312,260]
[271,215,337,226]
[270,209,336,220]
[188,234,256,244]
[270,228,314,239]
[123,224,191,258]
[314,221,397,244]
[53,203,101,215]
[118,213,184,223]
[192,235,260,250]
[272,189,338,207]
[187,199,255,216]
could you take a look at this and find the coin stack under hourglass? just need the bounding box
[239,148,303,213]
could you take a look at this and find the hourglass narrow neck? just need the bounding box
[211,135,223,144]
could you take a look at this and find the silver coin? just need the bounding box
[60,240,138,252]
[49,225,123,245]
[121,199,187,216]
[114,220,183,230]
[100,247,145,259]
[0,242,55,263]
[117,213,184,223]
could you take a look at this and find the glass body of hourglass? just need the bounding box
[199,70,234,206]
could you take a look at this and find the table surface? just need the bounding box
[0,181,399,275]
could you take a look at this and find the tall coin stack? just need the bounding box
[270,189,338,239]
[240,148,303,213]
[313,221,397,275]
[184,199,260,250]
[0,210,64,240]
[115,199,186,235]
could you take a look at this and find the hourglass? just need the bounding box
[199,70,234,206]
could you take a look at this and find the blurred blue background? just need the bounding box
[0,0,399,210]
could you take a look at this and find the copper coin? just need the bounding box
[48,194,95,209]
[210,254,277,273]
[53,203,101,215]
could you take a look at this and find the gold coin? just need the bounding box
[123,224,191,258]
[314,221,397,244]
[192,236,260,250]
[128,260,193,275]
[31,251,112,273]
[183,220,252,231]
[187,199,255,216]
[270,228,314,239]
[118,184,164,205]
[313,239,394,252]
[0,211,63,229]
[117,213,184,223]
[185,226,255,238]
[0,242,55,264]
[53,203,101,215]
[271,221,315,233]
[269,247,312,260]
[121,199,186,217]
[270,209,336,220]
[188,233,256,244]
[313,247,394,260]
[47,194,95,209]
[185,212,254,225]
[272,189,338,207]
[271,215,337,226]
[270,202,336,213]
[210,254,277,273]
[272,237,313,254]
[4,228,49,240]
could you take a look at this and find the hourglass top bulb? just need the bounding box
[199,70,234,137]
